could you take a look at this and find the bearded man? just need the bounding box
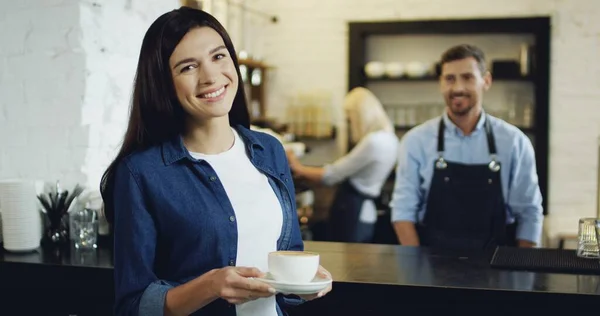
[389,44,543,252]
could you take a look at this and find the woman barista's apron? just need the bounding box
[327,180,377,243]
[417,115,517,251]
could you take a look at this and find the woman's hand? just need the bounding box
[209,267,276,305]
[285,149,302,172]
[298,266,332,301]
[285,150,326,183]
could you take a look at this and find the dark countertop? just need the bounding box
[1,241,599,315]
[306,241,600,295]
[3,241,598,296]
[0,244,113,270]
[296,242,600,315]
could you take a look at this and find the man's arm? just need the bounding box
[389,135,424,246]
[393,221,420,246]
[507,133,544,247]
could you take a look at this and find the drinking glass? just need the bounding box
[70,209,98,250]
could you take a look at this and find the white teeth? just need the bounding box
[200,87,225,99]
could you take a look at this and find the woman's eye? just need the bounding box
[180,65,196,73]
[214,53,226,60]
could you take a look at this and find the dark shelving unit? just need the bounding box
[348,17,551,215]
[393,125,535,134]
[367,74,534,82]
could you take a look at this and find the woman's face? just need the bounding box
[169,26,238,123]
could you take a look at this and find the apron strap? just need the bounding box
[437,118,445,154]
[437,114,497,156]
[484,115,497,155]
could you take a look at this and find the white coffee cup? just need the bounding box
[268,251,320,283]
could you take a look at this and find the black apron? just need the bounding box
[327,180,376,243]
[417,115,517,252]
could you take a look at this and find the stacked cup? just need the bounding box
[0,179,42,252]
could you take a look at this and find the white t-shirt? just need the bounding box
[190,128,282,316]
[322,130,399,223]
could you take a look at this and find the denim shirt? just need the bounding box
[112,125,305,316]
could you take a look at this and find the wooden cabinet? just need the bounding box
[239,58,273,124]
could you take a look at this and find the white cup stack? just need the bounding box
[0,179,42,252]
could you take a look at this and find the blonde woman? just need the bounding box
[286,87,399,243]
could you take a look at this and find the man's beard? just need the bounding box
[446,92,475,116]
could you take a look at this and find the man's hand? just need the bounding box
[517,240,536,248]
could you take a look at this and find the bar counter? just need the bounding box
[1,241,599,315]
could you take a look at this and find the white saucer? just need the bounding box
[254,273,332,295]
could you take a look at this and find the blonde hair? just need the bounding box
[343,87,394,144]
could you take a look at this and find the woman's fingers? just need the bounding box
[317,266,332,279]
[235,267,265,278]
[245,278,276,295]
[224,287,275,305]
[219,267,276,305]
[231,272,275,294]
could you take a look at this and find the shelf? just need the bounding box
[366,74,534,82]
[238,58,273,69]
[394,124,535,134]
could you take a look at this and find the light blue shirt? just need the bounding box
[389,111,544,244]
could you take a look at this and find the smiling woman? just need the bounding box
[170,29,238,136]
[99,6,331,316]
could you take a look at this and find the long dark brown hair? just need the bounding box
[100,7,250,224]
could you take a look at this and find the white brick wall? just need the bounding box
[78,0,179,190]
[250,0,600,241]
[0,0,245,187]
[0,0,177,190]
[0,0,85,186]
